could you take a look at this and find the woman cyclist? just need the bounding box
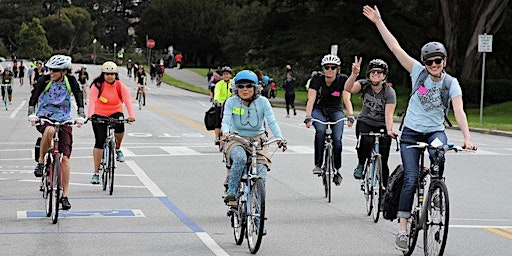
[213,66,233,145]
[87,61,135,184]
[304,54,354,186]
[221,70,286,205]
[363,5,476,251]
[135,65,147,106]
[344,58,397,190]
[1,66,14,104]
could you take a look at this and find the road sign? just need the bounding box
[478,34,493,52]
[147,39,155,49]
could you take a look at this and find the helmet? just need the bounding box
[3,65,11,72]
[45,55,72,69]
[220,66,232,74]
[421,42,447,62]
[82,64,87,69]
[37,60,44,66]
[321,54,341,66]
[232,70,260,96]
[101,61,118,73]
[366,59,389,77]
[262,75,270,84]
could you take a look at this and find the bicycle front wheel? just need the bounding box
[138,92,143,110]
[51,159,60,224]
[108,142,116,195]
[247,178,265,254]
[101,148,108,191]
[43,156,52,217]
[232,183,246,245]
[372,155,382,223]
[4,93,8,111]
[364,159,372,216]
[423,180,450,256]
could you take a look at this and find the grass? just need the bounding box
[168,68,512,132]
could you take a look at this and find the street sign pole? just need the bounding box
[478,33,493,124]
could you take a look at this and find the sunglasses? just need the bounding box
[50,68,62,73]
[236,83,255,89]
[104,73,116,76]
[323,65,337,71]
[424,58,443,66]
[369,69,384,75]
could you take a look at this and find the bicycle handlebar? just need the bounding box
[225,134,287,150]
[89,116,132,124]
[310,118,347,126]
[38,118,76,126]
[400,139,476,152]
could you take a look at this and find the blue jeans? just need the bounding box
[397,127,447,218]
[311,106,345,170]
[227,146,267,196]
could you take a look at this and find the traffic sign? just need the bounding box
[147,39,155,49]
[478,34,493,52]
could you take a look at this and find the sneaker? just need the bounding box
[353,164,364,179]
[224,194,236,206]
[286,114,290,118]
[214,139,220,146]
[294,109,297,116]
[395,232,408,251]
[90,173,100,184]
[116,150,125,162]
[34,163,44,177]
[312,166,322,175]
[333,172,343,186]
[60,197,71,210]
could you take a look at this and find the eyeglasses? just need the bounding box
[50,68,62,73]
[236,83,255,89]
[323,65,337,71]
[369,69,384,75]
[424,58,443,66]
[104,73,116,76]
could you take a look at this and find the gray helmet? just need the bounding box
[421,42,447,62]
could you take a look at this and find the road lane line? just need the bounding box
[10,100,26,119]
[126,160,229,256]
[484,228,512,240]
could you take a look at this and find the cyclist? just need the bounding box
[75,65,89,105]
[213,66,233,146]
[18,61,26,86]
[221,70,286,205]
[344,58,397,190]
[363,5,476,251]
[126,59,133,77]
[28,54,86,210]
[135,65,147,106]
[87,61,135,184]
[30,61,44,88]
[1,66,14,104]
[304,54,354,186]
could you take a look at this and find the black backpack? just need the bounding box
[204,106,217,131]
[383,164,405,221]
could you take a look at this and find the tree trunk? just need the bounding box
[439,0,459,74]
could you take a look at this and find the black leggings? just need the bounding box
[285,93,295,114]
[92,112,125,149]
[355,121,392,187]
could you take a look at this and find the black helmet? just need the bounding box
[421,42,447,62]
[366,59,388,78]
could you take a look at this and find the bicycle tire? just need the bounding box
[247,178,265,254]
[51,157,60,224]
[233,182,246,245]
[423,180,450,256]
[364,159,372,216]
[43,155,52,217]
[138,91,142,110]
[4,93,8,111]
[108,142,116,195]
[327,151,333,203]
[372,155,382,223]
[404,206,420,255]
[101,147,108,191]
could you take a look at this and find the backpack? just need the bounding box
[399,69,454,130]
[204,106,217,131]
[383,164,405,221]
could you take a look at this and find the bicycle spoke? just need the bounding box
[424,180,450,256]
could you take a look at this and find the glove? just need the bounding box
[347,115,356,123]
[28,115,38,122]
[77,107,86,118]
[28,106,35,116]
[76,117,86,125]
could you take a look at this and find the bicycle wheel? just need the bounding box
[108,142,116,195]
[138,91,142,110]
[101,147,109,191]
[43,156,52,217]
[247,178,265,254]
[404,206,420,255]
[4,93,8,111]
[372,155,382,223]
[51,158,60,224]
[232,182,246,245]
[423,180,450,256]
[364,159,372,216]
[326,152,333,203]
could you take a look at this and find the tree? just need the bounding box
[0,0,46,52]
[16,18,52,59]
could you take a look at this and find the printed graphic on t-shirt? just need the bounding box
[362,93,384,120]
[416,86,442,112]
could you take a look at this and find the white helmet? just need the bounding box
[45,55,72,69]
[101,61,118,73]
[321,54,341,66]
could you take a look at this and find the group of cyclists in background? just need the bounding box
[13,4,479,254]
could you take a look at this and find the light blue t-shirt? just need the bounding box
[403,61,462,133]
[222,96,283,139]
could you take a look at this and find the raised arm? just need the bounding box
[363,5,415,73]
[344,56,363,94]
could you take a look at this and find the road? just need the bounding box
[0,64,511,255]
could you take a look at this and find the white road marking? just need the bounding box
[10,100,26,119]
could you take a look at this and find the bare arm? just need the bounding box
[385,103,398,138]
[342,90,355,128]
[304,88,316,128]
[451,96,476,149]
[344,56,362,93]
[363,5,415,73]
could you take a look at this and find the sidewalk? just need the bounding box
[165,68,512,138]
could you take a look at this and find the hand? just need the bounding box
[28,115,38,126]
[304,116,312,128]
[347,115,356,128]
[351,56,362,75]
[127,117,136,122]
[387,130,398,138]
[463,139,477,151]
[221,132,230,147]
[75,117,86,128]
[363,5,381,24]
[278,139,287,152]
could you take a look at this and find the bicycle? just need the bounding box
[311,118,347,203]
[38,118,76,224]
[136,85,144,110]
[225,134,285,254]
[90,116,130,195]
[399,140,475,256]
[2,83,10,110]
[358,130,388,222]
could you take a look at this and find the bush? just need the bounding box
[460,79,512,107]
